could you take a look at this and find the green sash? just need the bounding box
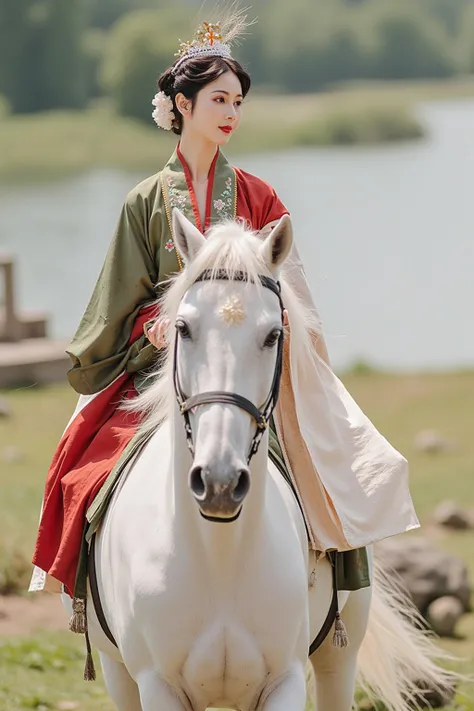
[158,148,237,277]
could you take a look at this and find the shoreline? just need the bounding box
[1,79,474,183]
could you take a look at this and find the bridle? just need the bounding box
[172,269,285,463]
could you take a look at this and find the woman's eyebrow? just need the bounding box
[211,89,243,98]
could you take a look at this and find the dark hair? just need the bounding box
[158,56,251,135]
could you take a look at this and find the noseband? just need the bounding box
[173,269,285,463]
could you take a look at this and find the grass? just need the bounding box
[0,632,114,711]
[0,371,473,708]
[2,78,474,182]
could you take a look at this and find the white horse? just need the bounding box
[64,211,453,711]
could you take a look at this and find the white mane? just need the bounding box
[129,220,322,436]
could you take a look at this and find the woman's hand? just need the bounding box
[146,318,170,348]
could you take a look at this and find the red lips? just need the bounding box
[219,126,233,134]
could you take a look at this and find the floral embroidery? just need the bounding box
[213,174,234,220]
[166,176,188,211]
[164,239,175,252]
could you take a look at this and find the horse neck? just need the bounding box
[170,401,269,576]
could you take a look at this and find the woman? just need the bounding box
[31,19,419,601]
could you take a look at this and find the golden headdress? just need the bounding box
[173,5,253,69]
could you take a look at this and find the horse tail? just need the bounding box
[356,561,460,711]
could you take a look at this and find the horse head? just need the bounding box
[171,208,293,522]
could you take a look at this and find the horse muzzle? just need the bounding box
[189,464,250,521]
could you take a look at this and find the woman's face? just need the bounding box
[177,70,243,146]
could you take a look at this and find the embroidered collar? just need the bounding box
[160,145,237,269]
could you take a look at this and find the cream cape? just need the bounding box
[268,225,419,551]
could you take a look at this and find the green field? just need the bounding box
[0,371,473,709]
[2,78,474,182]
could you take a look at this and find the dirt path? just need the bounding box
[0,593,69,636]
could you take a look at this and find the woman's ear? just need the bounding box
[175,92,191,118]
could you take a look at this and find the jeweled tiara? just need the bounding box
[173,22,233,70]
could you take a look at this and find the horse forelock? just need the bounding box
[177,220,272,297]
[126,220,322,436]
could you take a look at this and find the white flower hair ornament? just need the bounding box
[152,91,175,131]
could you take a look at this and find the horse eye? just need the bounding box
[263,328,282,348]
[176,320,191,340]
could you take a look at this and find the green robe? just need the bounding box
[67,148,236,395]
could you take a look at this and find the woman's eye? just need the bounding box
[263,329,282,348]
[215,98,242,106]
[176,321,191,340]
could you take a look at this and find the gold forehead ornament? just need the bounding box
[219,295,246,326]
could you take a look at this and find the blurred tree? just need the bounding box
[83,28,107,99]
[261,0,369,92]
[0,0,470,117]
[86,0,133,30]
[0,0,87,113]
[420,0,471,36]
[362,3,456,80]
[101,8,188,123]
[459,3,474,72]
[0,94,11,119]
[0,0,36,112]
[85,0,169,30]
[36,0,87,110]
[233,18,268,88]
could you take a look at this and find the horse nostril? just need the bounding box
[232,468,250,503]
[189,466,206,500]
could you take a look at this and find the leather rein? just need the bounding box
[172,269,285,463]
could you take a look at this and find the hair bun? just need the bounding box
[158,67,175,96]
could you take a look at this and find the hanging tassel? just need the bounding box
[332,611,349,648]
[68,596,96,681]
[69,597,87,634]
[84,629,97,681]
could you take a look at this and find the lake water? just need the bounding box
[0,99,473,372]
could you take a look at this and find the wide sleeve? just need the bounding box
[235,168,289,232]
[66,191,160,395]
[259,187,289,234]
[283,240,330,365]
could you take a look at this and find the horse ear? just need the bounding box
[259,214,293,271]
[172,209,206,264]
